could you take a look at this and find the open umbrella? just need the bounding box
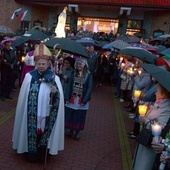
[0,25,15,35]
[76,38,96,47]
[119,47,157,64]
[12,30,50,47]
[102,40,131,50]
[159,34,170,39]
[161,48,170,56]
[142,63,170,92]
[118,35,140,43]
[23,30,49,41]
[44,38,89,58]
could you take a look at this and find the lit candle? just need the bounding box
[121,63,125,68]
[120,57,123,61]
[138,105,148,116]
[138,70,142,75]
[134,90,141,98]
[21,56,25,62]
[127,67,134,75]
[151,123,162,142]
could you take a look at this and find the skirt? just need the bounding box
[65,107,87,131]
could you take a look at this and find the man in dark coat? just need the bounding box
[0,41,17,101]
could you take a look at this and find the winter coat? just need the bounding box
[65,70,93,104]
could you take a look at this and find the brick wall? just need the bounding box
[0,0,21,32]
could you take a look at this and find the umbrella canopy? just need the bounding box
[161,48,170,56]
[102,40,131,50]
[23,30,49,41]
[119,47,157,64]
[143,47,158,55]
[148,39,162,46]
[163,55,170,60]
[159,34,170,39]
[134,32,144,38]
[0,25,15,35]
[76,38,96,47]
[118,35,140,43]
[44,38,89,58]
[31,26,43,31]
[153,45,167,54]
[142,63,170,93]
[11,30,50,47]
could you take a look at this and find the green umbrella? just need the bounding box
[44,38,89,58]
[119,47,157,64]
[163,55,170,60]
[142,64,170,93]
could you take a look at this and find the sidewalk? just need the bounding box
[0,84,135,170]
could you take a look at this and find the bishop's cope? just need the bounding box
[12,43,65,162]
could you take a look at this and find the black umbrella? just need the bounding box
[142,64,170,93]
[119,47,157,64]
[76,38,96,47]
[44,38,89,58]
[102,40,130,50]
[0,25,15,35]
[24,30,49,40]
[12,30,50,47]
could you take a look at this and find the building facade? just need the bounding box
[0,0,170,39]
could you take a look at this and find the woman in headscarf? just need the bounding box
[65,57,93,140]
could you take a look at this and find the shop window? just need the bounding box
[127,20,142,29]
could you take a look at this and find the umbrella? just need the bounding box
[44,38,89,58]
[118,35,140,43]
[102,40,131,50]
[23,30,49,41]
[0,25,15,35]
[163,55,170,60]
[142,63,170,93]
[143,47,158,55]
[119,47,157,64]
[31,26,43,31]
[159,34,170,39]
[76,38,96,47]
[161,48,170,56]
[148,39,162,46]
[153,45,167,54]
[11,30,50,47]
[1,37,15,44]
[134,32,144,38]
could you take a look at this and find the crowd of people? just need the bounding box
[0,39,98,162]
[1,31,170,169]
[111,51,170,169]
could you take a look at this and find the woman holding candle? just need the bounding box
[131,83,170,170]
[119,55,134,102]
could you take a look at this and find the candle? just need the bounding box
[121,63,125,68]
[138,105,148,116]
[151,123,162,136]
[127,67,134,75]
[138,70,142,75]
[120,57,123,61]
[134,90,141,98]
[21,56,25,62]
[151,123,162,142]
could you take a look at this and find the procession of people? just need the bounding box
[1,5,170,170]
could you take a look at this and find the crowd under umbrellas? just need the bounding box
[1,27,170,169]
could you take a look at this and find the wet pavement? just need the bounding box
[0,83,136,170]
